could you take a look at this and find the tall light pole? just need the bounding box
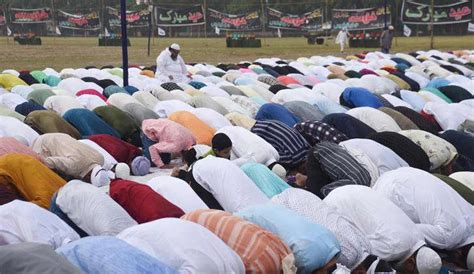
[120,0,129,87]
[430,0,434,49]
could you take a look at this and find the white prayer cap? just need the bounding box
[115,163,130,180]
[170,43,181,51]
[467,246,474,270]
[90,165,111,187]
[388,25,394,30]
[271,164,287,179]
[416,247,441,274]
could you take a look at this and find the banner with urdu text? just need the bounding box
[208,9,261,31]
[9,8,52,24]
[156,6,205,27]
[57,10,100,30]
[0,9,5,26]
[401,0,472,25]
[267,8,323,31]
[106,7,151,28]
[332,7,391,30]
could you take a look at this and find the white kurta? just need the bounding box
[423,102,472,131]
[77,95,107,111]
[56,180,137,236]
[0,200,80,249]
[156,48,188,83]
[190,108,232,130]
[374,167,474,250]
[153,100,194,118]
[107,93,143,110]
[117,218,245,274]
[145,176,209,213]
[0,93,27,109]
[272,188,371,270]
[217,126,279,167]
[0,116,39,146]
[324,185,425,262]
[43,95,85,116]
[339,139,409,176]
[346,107,402,133]
[192,156,269,213]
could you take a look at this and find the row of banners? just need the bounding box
[0,1,472,31]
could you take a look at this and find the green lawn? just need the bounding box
[0,35,473,71]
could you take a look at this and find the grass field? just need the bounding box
[0,36,473,71]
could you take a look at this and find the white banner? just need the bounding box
[468,22,474,32]
[403,24,412,37]
[158,27,166,36]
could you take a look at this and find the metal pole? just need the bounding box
[430,0,434,49]
[203,0,207,39]
[395,0,399,46]
[147,5,152,56]
[120,0,129,87]
[101,0,105,35]
[260,0,266,45]
[384,0,388,29]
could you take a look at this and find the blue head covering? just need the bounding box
[255,103,300,127]
[56,236,177,274]
[426,78,450,89]
[391,57,412,68]
[63,109,120,138]
[236,203,340,273]
[341,87,384,108]
[124,85,139,95]
[188,81,207,90]
[241,163,290,198]
[440,130,474,161]
[44,75,61,87]
[103,85,128,98]
[14,101,46,116]
[322,113,376,139]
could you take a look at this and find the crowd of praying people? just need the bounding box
[0,45,473,273]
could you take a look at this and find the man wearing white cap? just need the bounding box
[374,167,474,271]
[324,185,442,273]
[155,43,189,83]
[380,25,395,54]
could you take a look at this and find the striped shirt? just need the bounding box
[181,209,294,274]
[314,142,371,187]
[251,120,310,167]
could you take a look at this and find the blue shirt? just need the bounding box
[56,236,177,274]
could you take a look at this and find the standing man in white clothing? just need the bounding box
[155,43,189,83]
[335,28,349,53]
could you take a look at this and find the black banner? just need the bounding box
[0,9,5,26]
[208,9,261,31]
[402,0,472,25]
[106,7,151,28]
[267,8,323,31]
[9,8,52,24]
[156,6,205,27]
[57,10,100,30]
[332,7,391,30]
